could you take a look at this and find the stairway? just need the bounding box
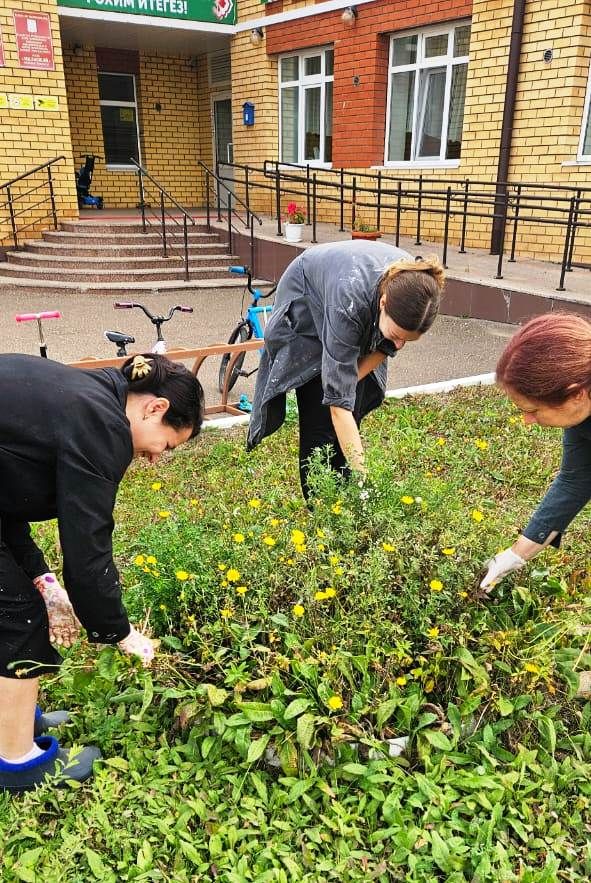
[0,220,247,295]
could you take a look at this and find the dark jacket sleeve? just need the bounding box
[1,519,48,580]
[55,438,131,644]
[523,424,591,545]
[320,284,370,411]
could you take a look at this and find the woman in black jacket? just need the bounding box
[0,352,203,793]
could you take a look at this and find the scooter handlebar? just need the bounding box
[114,302,135,309]
[177,306,193,313]
[16,311,61,322]
[229,265,248,275]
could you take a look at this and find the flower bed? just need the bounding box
[3,386,591,881]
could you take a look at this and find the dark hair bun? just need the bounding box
[121,353,204,436]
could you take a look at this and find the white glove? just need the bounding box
[480,548,526,591]
[34,572,81,647]
[117,625,156,667]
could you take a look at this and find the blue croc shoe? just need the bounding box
[0,736,101,794]
[34,705,71,737]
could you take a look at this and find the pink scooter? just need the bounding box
[15,311,62,358]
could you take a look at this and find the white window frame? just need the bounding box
[98,72,142,171]
[278,46,334,168]
[384,20,470,169]
[578,58,591,161]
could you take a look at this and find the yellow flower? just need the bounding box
[524,662,540,674]
[175,570,189,581]
[292,604,305,618]
[158,510,171,519]
[189,498,198,506]
[474,438,488,451]
[146,555,157,565]
[152,570,160,577]
[329,555,339,566]
[248,498,262,508]
[270,518,280,527]
[291,529,306,546]
[382,542,396,553]
[327,695,343,711]
[471,509,484,523]
[159,604,167,611]
[295,543,306,554]
[508,416,518,425]
[396,676,407,686]
[324,587,336,598]
[233,533,245,543]
[400,495,415,505]
[331,502,343,515]
[314,590,327,601]
[218,563,227,571]
[226,568,241,582]
[221,580,228,588]
[427,627,440,638]
[318,543,325,552]
[286,558,295,566]
[316,528,325,538]
[220,608,233,619]
[151,481,162,491]
[425,471,433,478]
[429,579,444,592]
[142,566,150,573]
[436,437,446,446]
[262,536,277,547]
[134,554,145,566]
[441,547,456,556]
[236,585,247,596]
[458,590,468,598]
[334,567,344,576]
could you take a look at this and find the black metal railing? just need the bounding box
[132,159,196,281]
[0,156,65,248]
[211,160,591,292]
[197,160,264,275]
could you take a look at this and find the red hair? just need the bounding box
[496,313,591,404]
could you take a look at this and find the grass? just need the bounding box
[2,386,591,882]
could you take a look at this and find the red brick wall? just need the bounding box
[266,0,472,166]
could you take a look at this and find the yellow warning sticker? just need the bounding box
[34,95,59,111]
[0,94,8,109]
[8,93,34,110]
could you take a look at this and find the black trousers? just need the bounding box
[296,374,381,499]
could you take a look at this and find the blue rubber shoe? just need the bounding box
[34,706,71,737]
[0,736,101,794]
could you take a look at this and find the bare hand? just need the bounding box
[117,625,156,667]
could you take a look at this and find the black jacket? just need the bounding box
[0,354,133,642]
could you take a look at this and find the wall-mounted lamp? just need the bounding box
[250,27,264,46]
[73,44,84,57]
[341,5,358,24]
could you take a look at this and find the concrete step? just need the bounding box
[0,276,271,296]
[0,263,235,283]
[60,220,209,235]
[7,251,235,270]
[25,240,231,258]
[43,229,222,245]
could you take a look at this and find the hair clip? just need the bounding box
[131,355,153,380]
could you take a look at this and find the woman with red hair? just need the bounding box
[481,312,591,590]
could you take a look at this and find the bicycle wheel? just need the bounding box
[218,322,252,394]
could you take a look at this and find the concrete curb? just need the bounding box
[202,371,497,431]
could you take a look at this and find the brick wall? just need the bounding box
[0,0,77,246]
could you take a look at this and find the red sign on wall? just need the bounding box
[13,12,55,71]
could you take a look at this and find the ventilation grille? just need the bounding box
[208,51,231,86]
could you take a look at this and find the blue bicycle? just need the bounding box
[218,265,276,394]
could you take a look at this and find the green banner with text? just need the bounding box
[58,0,235,25]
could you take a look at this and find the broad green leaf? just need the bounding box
[239,701,275,723]
[424,730,453,751]
[296,713,316,750]
[180,841,201,865]
[376,698,398,730]
[247,734,270,763]
[341,762,368,776]
[430,830,452,873]
[104,756,128,771]
[205,684,229,707]
[498,697,514,717]
[284,698,311,720]
[85,848,106,879]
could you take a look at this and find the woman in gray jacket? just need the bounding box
[247,241,445,497]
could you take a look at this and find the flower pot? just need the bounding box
[352,230,382,241]
[285,222,304,243]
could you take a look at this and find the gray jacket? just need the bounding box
[247,240,410,449]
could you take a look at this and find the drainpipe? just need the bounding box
[490,0,526,254]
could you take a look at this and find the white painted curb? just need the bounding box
[202,372,496,431]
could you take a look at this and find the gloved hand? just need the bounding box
[33,572,81,647]
[117,625,156,667]
[480,548,526,592]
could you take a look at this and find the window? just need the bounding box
[578,59,591,160]
[98,73,140,168]
[279,47,333,165]
[386,22,470,165]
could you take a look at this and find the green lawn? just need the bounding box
[2,387,591,882]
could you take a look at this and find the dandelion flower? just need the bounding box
[292,604,305,618]
[471,509,484,523]
[152,570,160,577]
[334,567,344,576]
[331,502,343,515]
[427,627,440,638]
[294,543,306,554]
[474,438,488,451]
[158,510,171,519]
[236,585,247,596]
[270,518,280,527]
[291,529,306,546]
[458,590,468,598]
[146,555,157,565]
[175,570,189,581]
[436,437,446,446]
[189,498,198,506]
[525,662,540,674]
[248,498,262,508]
[159,604,167,611]
[314,590,327,601]
[220,608,233,619]
[442,547,456,556]
[226,568,241,583]
[316,528,325,538]
[329,555,339,566]
[151,481,162,491]
[429,579,444,592]
[324,587,336,598]
[286,558,295,566]
[396,676,407,686]
[400,495,415,505]
[508,416,518,425]
[134,554,145,566]
[233,533,245,543]
[262,536,277,547]
[327,695,343,711]
[382,542,396,553]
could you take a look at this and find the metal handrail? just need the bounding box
[198,159,263,224]
[1,156,65,248]
[130,159,195,221]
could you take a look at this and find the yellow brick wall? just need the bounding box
[0,0,78,246]
[64,46,215,210]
